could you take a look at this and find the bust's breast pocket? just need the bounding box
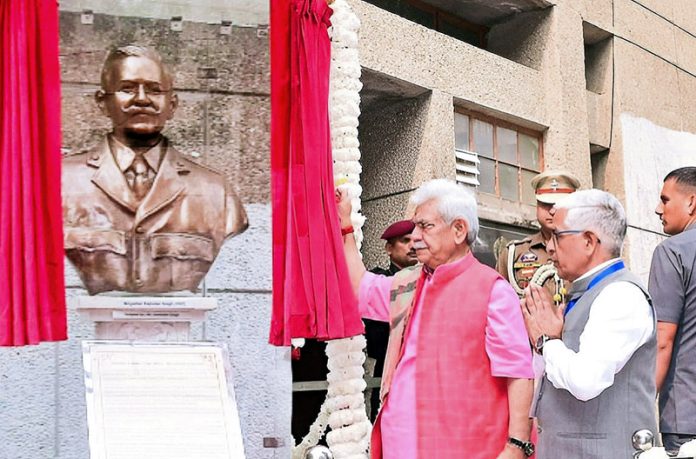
[149,233,214,262]
[64,228,126,254]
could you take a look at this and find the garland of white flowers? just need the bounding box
[292,1,371,458]
[329,0,365,249]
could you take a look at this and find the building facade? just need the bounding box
[354,0,696,281]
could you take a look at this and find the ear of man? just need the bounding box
[95,90,108,116]
[452,218,469,245]
[168,92,179,118]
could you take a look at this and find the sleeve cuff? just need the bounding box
[542,338,566,363]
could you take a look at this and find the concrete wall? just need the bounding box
[0,9,290,459]
[353,0,591,265]
[609,0,696,279]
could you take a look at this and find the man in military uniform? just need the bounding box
[62,45,247,294]
[370,220,417,276]
[496,171,580,299]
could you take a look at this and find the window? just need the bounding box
[363,0,488,48]
[454,110,543,205]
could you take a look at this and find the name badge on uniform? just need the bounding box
[514,252,541,289]
[519,252,538,263]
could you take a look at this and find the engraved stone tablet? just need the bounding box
[82,341,245,459]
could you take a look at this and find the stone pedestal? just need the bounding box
[77,296,217,341]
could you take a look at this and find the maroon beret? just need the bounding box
[381,220,415,240]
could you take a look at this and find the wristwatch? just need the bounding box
[534,334,556,355]
[507,436,535,457]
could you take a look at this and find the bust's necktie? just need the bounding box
[126,155,152,200]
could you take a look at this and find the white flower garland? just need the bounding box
[324,336,371,458]
[292,337,371,459]
[293,1,371,458]
[329,0,365,250]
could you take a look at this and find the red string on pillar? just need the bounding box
[270,0,364,346]
[0,0,67,345]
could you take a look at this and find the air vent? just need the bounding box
[455,148,480,186]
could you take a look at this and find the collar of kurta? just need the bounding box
[422,251,475,283]
[108,134,165,173]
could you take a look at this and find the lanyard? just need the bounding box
[564,260,626,317]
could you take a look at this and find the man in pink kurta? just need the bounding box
[337,179,535,459]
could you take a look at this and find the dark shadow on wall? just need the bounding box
[486,7,553,70]
[358,69,431,270]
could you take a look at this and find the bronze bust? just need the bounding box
[62,45,248,294]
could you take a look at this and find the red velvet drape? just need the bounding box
[270,0,364,346]
[0,0,67,345]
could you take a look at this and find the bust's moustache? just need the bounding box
[121,107,161,116]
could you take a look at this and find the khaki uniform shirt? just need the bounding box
[496,232,562,298]
[62,135,248,294]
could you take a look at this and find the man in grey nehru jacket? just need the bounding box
[521,189,656,458]
[650,167,696,453]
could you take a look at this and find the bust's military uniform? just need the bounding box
[62,135,248,294]
[496,171,581,298]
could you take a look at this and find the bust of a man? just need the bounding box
[62,45,248,294]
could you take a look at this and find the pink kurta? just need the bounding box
[359,254,533,458]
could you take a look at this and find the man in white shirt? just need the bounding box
[521,189,657,458]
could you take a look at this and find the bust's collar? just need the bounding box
[108,134,165,173]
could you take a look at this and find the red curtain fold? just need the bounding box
[270,0,364,346]
[0,0,67,345]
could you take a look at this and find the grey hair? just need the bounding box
[554,189,626,257]
[100,45,173,89]
[410,179,479,245]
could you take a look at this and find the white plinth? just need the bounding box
[77,296,218,341]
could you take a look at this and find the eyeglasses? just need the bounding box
[551,229,601,244]
[552,229,583,238]
[104,85,171,97]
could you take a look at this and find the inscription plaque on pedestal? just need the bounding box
[82,341,245,459]
[77,296,218,341]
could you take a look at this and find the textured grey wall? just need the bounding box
[359,96,427,270]
[0,11,289,459]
